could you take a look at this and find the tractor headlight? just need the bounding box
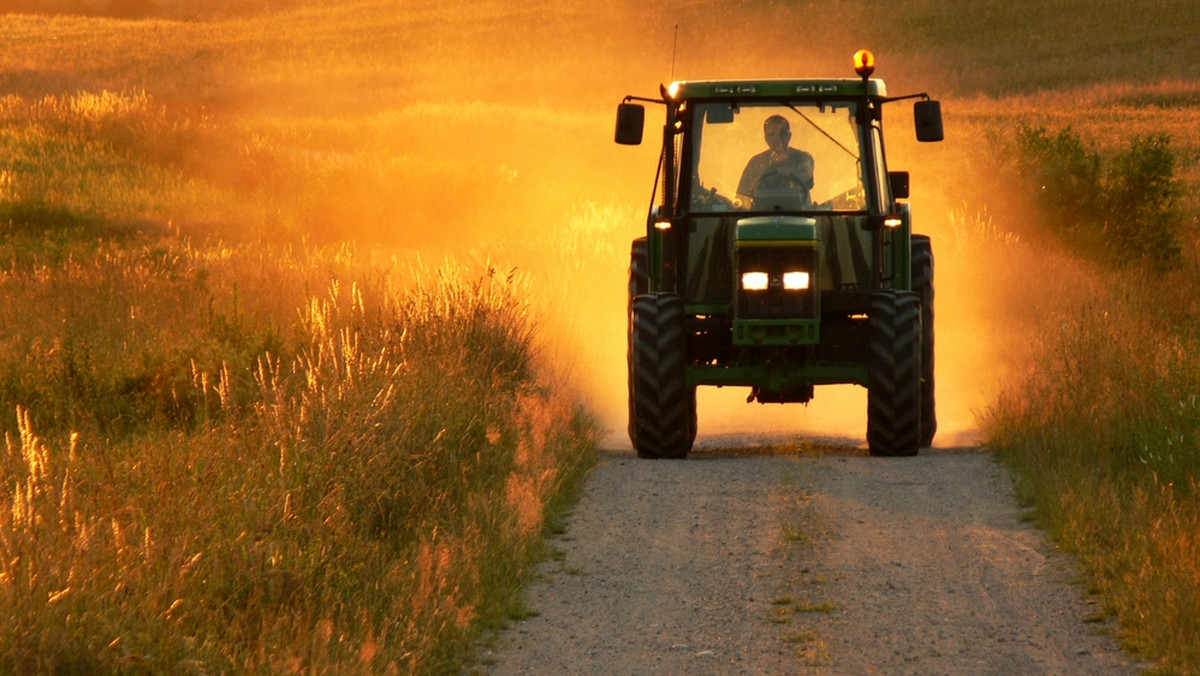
[737,248,817,319]
[741,271,769,291]
[782,271,810,290]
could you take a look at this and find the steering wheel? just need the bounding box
[753,166,812,209]
[755,165,799,192]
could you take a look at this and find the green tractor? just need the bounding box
[616,50,944,458]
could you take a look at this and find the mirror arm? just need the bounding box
[878,92,931,105]
[623,94,668,106]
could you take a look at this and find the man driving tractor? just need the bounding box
[736,114,815,209]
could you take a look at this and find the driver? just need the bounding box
[736,115,814,208]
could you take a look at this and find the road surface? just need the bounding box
[479,439,1140,675]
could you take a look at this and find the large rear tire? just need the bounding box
[627,238,648,441]
[628,237,648,308]
[629,294,695,459]
[867,291,922,457]
[912,235,936,448]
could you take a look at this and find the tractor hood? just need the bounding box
[735,216,819,244]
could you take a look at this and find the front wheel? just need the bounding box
[867,291,922,457]
[629,294,695,459]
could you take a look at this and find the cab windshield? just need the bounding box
[687,101,865,213]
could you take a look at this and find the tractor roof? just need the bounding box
[668,78,887,101]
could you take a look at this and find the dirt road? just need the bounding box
[479,438,1141,675]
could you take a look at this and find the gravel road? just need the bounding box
[478,437,1142,675]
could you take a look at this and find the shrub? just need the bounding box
[1103,133,1182,269]
[1005,125,1183,270]
[1014,124,1104,240]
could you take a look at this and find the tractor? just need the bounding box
[615,50,944,458]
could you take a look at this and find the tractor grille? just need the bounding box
[736,246,817,319]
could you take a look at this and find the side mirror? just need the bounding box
[615,103,645,145]
[888,171,910,200]
[914,100,944,143]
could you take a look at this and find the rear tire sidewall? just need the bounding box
[912,235,936,447]
[627,238,649,440]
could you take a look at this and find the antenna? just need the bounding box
[670,24,678,81]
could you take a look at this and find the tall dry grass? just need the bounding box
[0,232,597,672]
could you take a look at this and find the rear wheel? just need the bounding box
[629,294,695,459]
[867,291,922,457]
[627,238,648,441]
[912,235,936,447]
[628,237,648,308]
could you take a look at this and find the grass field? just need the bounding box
[0,0,1199,672]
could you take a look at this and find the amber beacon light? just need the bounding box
[853,49,876,78]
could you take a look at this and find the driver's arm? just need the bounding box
[789,152,815,190]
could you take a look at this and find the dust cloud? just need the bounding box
[372,1,1006,449]
[194,0,1019,449]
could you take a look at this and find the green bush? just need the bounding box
[1006,125,1183,270]
[1014,125,1103,238]
[1104,134,1183,268]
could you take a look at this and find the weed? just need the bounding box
[782,525,811,544]
[794,601,837,614]
[767,608,792,625]
[786,630,817,644]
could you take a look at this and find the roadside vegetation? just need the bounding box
[886,9,1200,666]
[0,4,614,673]
[0,231,598,672]
[954,86,1200,673]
